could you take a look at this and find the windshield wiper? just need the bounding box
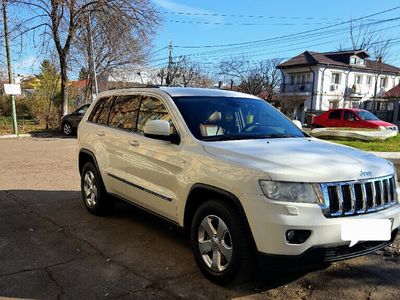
[201,133,301,141]
[263,133,299,138]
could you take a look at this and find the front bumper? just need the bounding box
[242,193,400,256]
[256,228,398,271]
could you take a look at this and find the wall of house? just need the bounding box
[281,66,400,112]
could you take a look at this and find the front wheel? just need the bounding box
[191,200,254,285]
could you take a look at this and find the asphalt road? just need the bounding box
[0,137,399,299]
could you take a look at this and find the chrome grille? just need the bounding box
[320,175,398,217]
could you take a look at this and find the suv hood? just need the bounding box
[202,138,393,182]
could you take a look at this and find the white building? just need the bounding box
[277,50,400,118]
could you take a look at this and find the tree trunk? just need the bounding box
[60,56,69,116]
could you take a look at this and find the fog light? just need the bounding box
[285,230,311,244]
[286,230,295,240]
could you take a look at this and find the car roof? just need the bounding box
[95,86,260,100]
[159,87,259,99]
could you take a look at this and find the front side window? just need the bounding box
[328,110,342,120]
[88,97,114,125]
[358,110,379,121]
[344,110,357,121]
[76,104,89,115]
[108,95,140,130]
[137,96,173,134]
[172,96,305,141]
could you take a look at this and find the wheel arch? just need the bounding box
[79,148,100,175]
[183,183,256,248]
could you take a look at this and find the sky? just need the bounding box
[150,0,400,72]
[7,0,400,77]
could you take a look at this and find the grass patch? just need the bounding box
[325,134,400,152]
[0,115,48,135]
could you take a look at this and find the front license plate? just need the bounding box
[341,219,392,247]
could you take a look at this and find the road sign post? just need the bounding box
[4,83,21,135]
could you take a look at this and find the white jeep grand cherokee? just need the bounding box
[78,87,400,284]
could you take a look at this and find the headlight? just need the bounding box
[378,126,386,130]
[259,180,318,203]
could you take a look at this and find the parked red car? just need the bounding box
[311,108,398,131]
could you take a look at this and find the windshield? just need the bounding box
[172,96,306,141]
[357,110,379,121]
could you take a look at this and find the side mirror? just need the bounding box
[292,120,302,129]
[144,120,180,144]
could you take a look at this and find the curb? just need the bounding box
[0,132,58,139]
[0,133,32,139]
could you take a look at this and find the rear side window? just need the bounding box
[136,96,172,134]
[328,110,342,120]
[108,95,141,130]
[88,97,114,125]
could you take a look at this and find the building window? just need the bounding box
[355,75,363,85]
[290,74,295,84]
[366,76,372,86]
[350,56,365,66]
[380,77,387,88]
[331,73,341,84]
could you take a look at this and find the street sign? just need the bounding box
[4,84,21,95]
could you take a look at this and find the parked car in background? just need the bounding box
[311,108,398,131]
[61,104,90,136]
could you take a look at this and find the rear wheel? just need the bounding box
[191,200,254,285]
[81,162,114,215]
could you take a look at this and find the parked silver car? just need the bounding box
[61,104,90,136]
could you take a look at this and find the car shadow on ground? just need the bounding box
[1,189,399,299]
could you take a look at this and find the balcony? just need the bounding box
[281,82,312,94]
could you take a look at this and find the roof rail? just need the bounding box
[107,84,160,90]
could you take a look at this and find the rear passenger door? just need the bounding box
[87,95,141,196]
[124,95,181,221]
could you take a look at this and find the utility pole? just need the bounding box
[88,13,98,99]
[166,41,173,86]
[2,0,17,135]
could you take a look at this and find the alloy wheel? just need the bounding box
[198,215,233,272]
[83,170,97,207]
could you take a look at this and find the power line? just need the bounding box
[150,17,400,63]
[171,5,400,49]
[166,19,340,26]
[162,11,350,21]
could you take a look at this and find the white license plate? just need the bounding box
[341,219,392,247]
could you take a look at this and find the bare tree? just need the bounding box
[219,58,282,99]
[12,0,159,116]
[155,56,208,87]
[72,7,154,101]
[345,20,394,112]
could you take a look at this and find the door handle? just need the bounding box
[129,140,140,147]
[97,131,105,136]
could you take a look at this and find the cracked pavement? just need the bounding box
[0,137,399,299]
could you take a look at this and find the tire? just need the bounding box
[62,121,73,136]
[191,200,255,285]
[81,162,115,215]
